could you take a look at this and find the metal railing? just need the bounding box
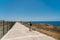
[0,20,15,39]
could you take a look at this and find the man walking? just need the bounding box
[29,22,32,31]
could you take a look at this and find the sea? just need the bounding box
[27,21,60,26]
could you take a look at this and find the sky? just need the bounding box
[0,0,60,21]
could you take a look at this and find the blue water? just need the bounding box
[27,21,60,26]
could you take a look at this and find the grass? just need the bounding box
[32,27,60,40]
[21,22,60,40]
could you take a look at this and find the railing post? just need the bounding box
[7,21,8,32]
[3,20,4,35]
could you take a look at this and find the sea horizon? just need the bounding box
[26,21,60,26]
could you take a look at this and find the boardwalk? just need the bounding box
[1,22,56,40]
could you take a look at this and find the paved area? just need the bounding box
[1,22,56,40]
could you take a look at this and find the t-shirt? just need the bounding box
[30,23,32,26]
